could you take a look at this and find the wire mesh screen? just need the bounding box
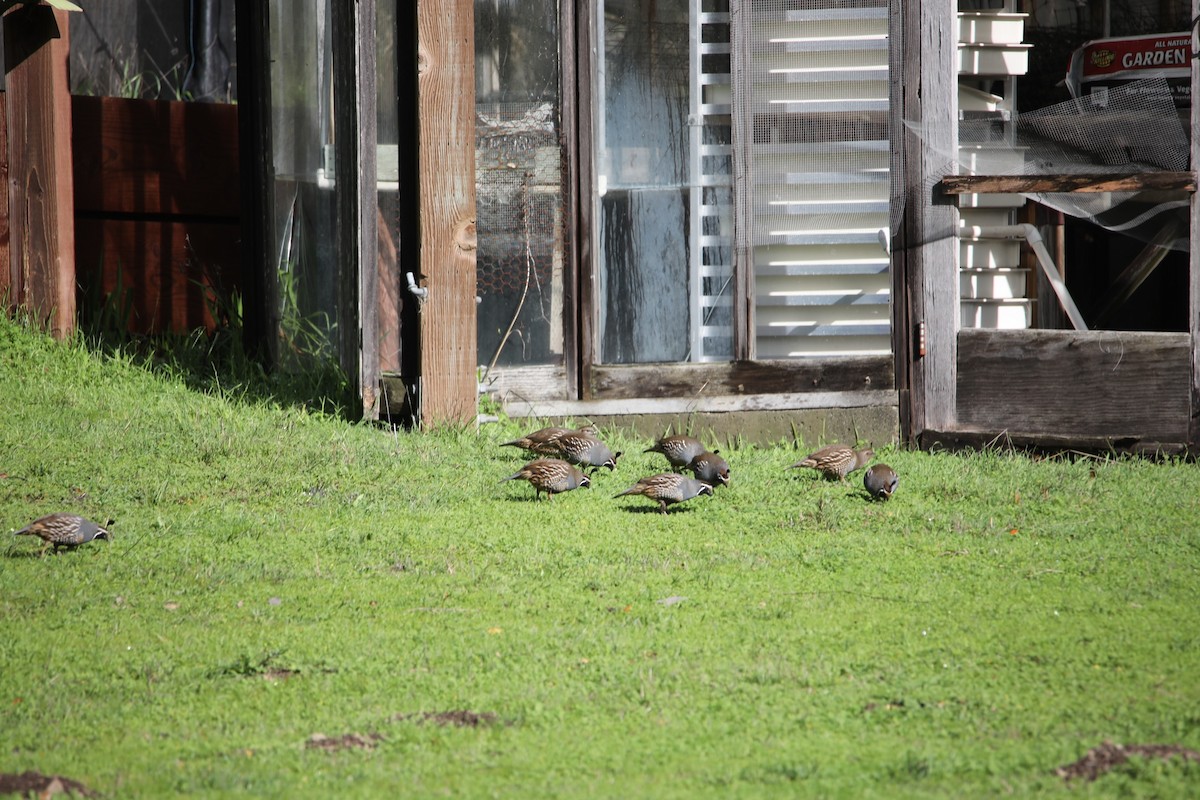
[742,0,893,358]
[951,76,1191,248]
[476,102,564,370]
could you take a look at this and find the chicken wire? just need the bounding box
[913,76,1192,249]
[476,102,564,369]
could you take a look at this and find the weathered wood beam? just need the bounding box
[2,4,75,338]
[416,0,478,425]
[920,428,1187,457]
[896,0,958,438]
[331,0,380,420]
[589,356,894,401]
[941,172,1196,195]
[956,329,1190,445]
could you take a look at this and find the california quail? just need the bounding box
[541,432,621,472]
[613,473,713,514]
[863,463,898,501]
[14,513,111,553]
[644,434,708,471]
[500,425,595,455]
[687,450,730,489]
[502,458,590,500]
[788,444,874,480]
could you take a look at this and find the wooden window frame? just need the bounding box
[565,0,898,404]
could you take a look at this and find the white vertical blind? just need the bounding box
[743,0,893,358]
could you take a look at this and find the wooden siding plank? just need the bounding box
[332,0,380,420]
[72,97,240,218]
[590,356,894,400]
[416,0,478,424]
[956,329,1190,444]
[942,173,1196,195]
[3,5,75,338]
[898,0,958,434]
[920,428,1186,456]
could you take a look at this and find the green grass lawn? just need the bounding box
[1,316,1199,798]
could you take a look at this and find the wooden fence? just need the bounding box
[72,95,241,334]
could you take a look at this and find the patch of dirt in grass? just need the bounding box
[261,668,299,682]
[396,710,499,728]
[0,770,97,797]
[1056,742,1200,781]
[306,732,382,752]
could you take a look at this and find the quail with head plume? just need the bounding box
[789,444,874,481]
[863,463,898,501]
[502,458,590,500]
[687,450,730,489]
[500,424,597,456]
[644,434,709,471]
[14,513,111,553]
[614,473,713,514]
[541,431,621,472]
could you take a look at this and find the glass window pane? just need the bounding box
[475,0,564,374]
[596,0,734,364]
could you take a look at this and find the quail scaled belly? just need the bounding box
[614,473,713,515]
[14,513,111,553]
[789,444,874,480]
[863,463,898,501]
[686,450,730,488]
[542,432,621,472]
[644,434,708,471]
[502,459,591,500]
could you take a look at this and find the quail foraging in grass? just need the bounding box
[541,432,621,472]
[644,434,709,471]
[863,463,898,501]
[502,458,591,500]
[614,473,713,515]
[500,425,596,456]
[686,450,730,489]
[14,513,111,553]
[789,444,874,481]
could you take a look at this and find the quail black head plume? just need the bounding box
[686,450,730,488]
[500,425,596,455]
[788,444,874,480]
[864,463,898,501]
[14,513,111,553]
[542,432,621,472]
[613,473,713,514]
[644,434,709,470]
[502,458,591,500]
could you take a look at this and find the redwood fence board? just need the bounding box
[71,95,240,334]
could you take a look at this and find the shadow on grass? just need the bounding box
[74,260,357,419]
[614,504,705,515]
